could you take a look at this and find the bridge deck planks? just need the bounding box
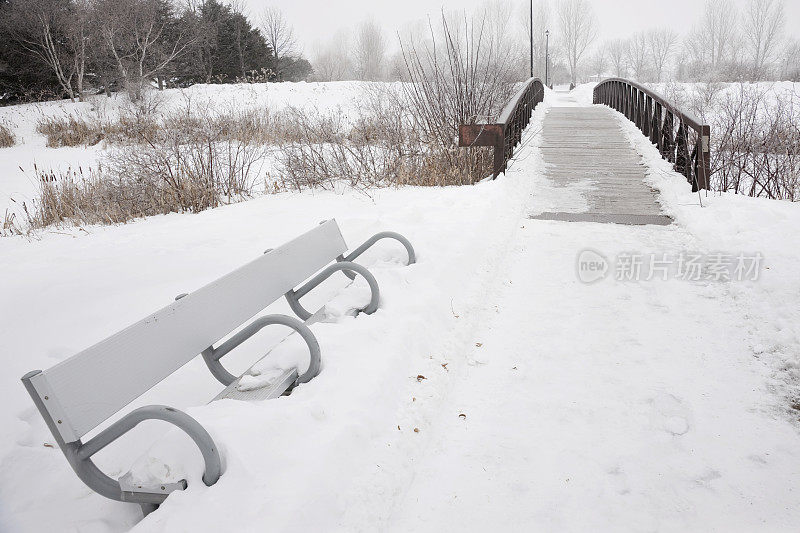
[530,106,671,226]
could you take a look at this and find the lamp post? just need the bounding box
[529,0,533,78]
[545,29,550,87]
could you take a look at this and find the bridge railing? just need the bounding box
[458,78,545,179]
[593,78,711,192]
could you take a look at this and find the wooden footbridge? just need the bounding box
[458,78,711,225]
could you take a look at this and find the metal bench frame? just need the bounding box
[20,220,415,516]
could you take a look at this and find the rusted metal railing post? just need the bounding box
[458,78,545,179]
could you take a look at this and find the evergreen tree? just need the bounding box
[176,0,275,84]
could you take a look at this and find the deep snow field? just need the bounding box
[1,82,799,532]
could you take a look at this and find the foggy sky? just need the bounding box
[244,0,800,54]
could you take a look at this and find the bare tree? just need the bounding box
[311,30,352,81]
[70,0,91,98]
[399,12,517,179]
[354,18,386,81]
[588,49,607,80]
[556,0,598,86]
[648,28,678,82]
[779,39,800,81]
[483,0,525,79]
[94,0,194,100]
[743,0,785,80]
[606,38,627,77]
[4,0,89,101]
[260,6,297,80]
[625,32,649,81]
[684,0,738,76]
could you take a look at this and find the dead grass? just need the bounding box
[36,115,105,147]
[0,124,16,148]
[18,61,510,233]
[35,104,305,149]
[25,136,265,230]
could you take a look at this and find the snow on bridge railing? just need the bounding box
[594,78,711,192]
[458,78,545,179]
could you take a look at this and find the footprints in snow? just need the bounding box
[646,391,692,437]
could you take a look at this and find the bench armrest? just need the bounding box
[201,314,322,386]
[336,231,416,280]
[285,261,380,321]
[77,405,222,492]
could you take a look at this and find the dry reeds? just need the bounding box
[0,124,16,148]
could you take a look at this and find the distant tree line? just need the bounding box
[594,0,799,83]
[523,0,799,86]
[0,0,312,104]
[310,0,799,86]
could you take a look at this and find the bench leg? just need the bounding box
[336,231,416,280]
[140,503,159,516]
[285,261,380,321]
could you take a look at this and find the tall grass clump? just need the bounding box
[37,115,106,147]
[0,123,16,147]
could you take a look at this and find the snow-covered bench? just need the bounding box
[20,219,415,515]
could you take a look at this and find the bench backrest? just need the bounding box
[27,220,347,443]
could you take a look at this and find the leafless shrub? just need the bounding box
[649,82,799,201]
[279,12,519,188]
[401,13,515,144]
[276,86,494,189]
[709,84,800,200]
[24,105,270,229]
[397,12,518,183]
[0,124,16,147]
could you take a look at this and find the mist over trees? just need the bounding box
[606,0,796,83]
[0,0,313,104]
[556,0,597,86]
[307,0,798,86]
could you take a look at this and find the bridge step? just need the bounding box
[528,212,672,226]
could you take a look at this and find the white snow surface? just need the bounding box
[1,83,800,532]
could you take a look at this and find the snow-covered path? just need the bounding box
[383,218,800,531]
[343,93,800,532]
